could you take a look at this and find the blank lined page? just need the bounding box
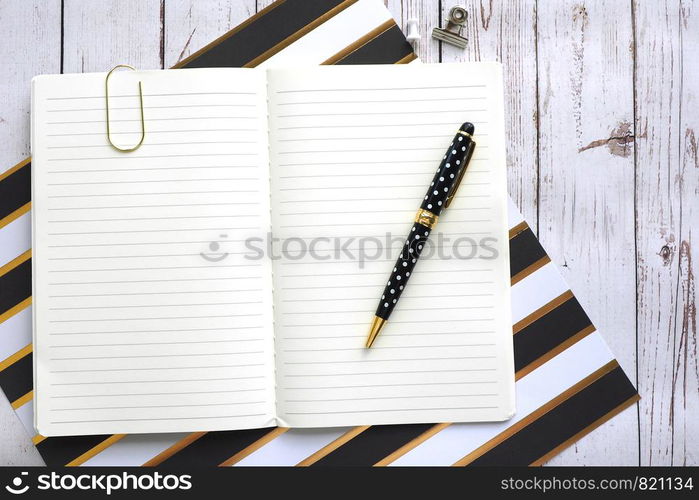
[267,63,514,427]
[31,68,276,436]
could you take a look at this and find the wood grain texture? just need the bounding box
[439,0,538,233]
[62,0,163,72]
[0,0,61,170]
[634,0,699,466]
[163,0,256,67]
[536,0,638,465]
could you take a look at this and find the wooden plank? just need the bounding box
[536,0,638,465]
[0,0,62,171]
[634,0,699,466]
[439,0,538,232]
[0,0,60,467]
[384,0,441,63]
[163,0,256,68]
[62,0,162,72]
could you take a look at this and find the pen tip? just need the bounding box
[459,122,475,135]
[365,316,387,348]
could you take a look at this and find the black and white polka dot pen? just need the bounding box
[365,122,477,348]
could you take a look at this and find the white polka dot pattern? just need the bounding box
[375,124,476,321]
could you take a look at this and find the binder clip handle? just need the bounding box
[432,5,468,49]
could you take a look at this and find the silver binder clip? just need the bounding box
[432,6,468,49]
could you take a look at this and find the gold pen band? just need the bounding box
[456,130,473,139]
[414,208,439,229]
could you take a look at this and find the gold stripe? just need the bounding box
[513,290,574,334]
[32,434,47,445]
[530,393,640,466]
[172,0,286,69]
[244,0,359,68]
[66,434,127,466]
[218,427,288,466]
[515,325,597,380]
[0,157,30,183]
[511,255,551,286]
[452,360,620,466]
[414,208,439,229]
[142,432,207,466]
[508,221,529,239]
[0,297,32,325]
[395,52,418,64]
[456,130,473,139]
[0,202,31,231]
[0,249,31,279]
[374,422,451,466]
[321,19,395,65]
[11,390,33,410]
[296,425,369,466]
[0,344,32,372]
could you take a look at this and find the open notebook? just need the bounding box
[30,62,514,437]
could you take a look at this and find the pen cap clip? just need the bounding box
[444,139,475,209]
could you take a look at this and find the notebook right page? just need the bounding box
[267,63,514,428]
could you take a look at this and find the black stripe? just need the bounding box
[467,366,637,466]
[0,351,32,403]
[157,428,275,466]
[37,435,113,466]
[334,24,414,65]
[182,0,349,69]
[514,296,593,372]
[0,258,31,315]
[312,423,433,466]
[0,162,30,222]
[509,228,547,278]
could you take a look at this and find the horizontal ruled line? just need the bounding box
[284,381,498,390]
[47,128,257,137]
[284,393,497,403]
[46,91,257,100]
[47,153,256,162]
[49,313,263,323]
[284,356,496,365]
[50,338,263,348]
[48,202,256,212]
[277,109,486,118]
[276,97,485,105]
[49,326,264,335]
[51,375,265,386]
[281,331,494,340]
[281,306,493,315]
[50,288,262,298]
[276,85,486,93]
[284,407,496,415]
[49,276,259,285]
[47,177,256,186]
[48,166,257,174]
[48,300,262,310]
[48,189,253,198]
[48,116,256,125]
[47,103,256,112]
[48,264,258,272]
[50,413,267,424]
[50,401,267,411]
[283,345,494,353]
[50,362,265,373]
[285,368,496,377]
[50,388,265,398]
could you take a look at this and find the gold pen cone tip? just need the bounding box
[365,316,387,348]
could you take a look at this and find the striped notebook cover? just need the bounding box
[0,0,637,466]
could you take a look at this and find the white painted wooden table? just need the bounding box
[0,0,696,466]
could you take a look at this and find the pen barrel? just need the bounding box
[374,221,431,320]
[420,132,474,216]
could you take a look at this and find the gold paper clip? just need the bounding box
[105,64,145,152]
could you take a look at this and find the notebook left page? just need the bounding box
[31,68,276,436]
